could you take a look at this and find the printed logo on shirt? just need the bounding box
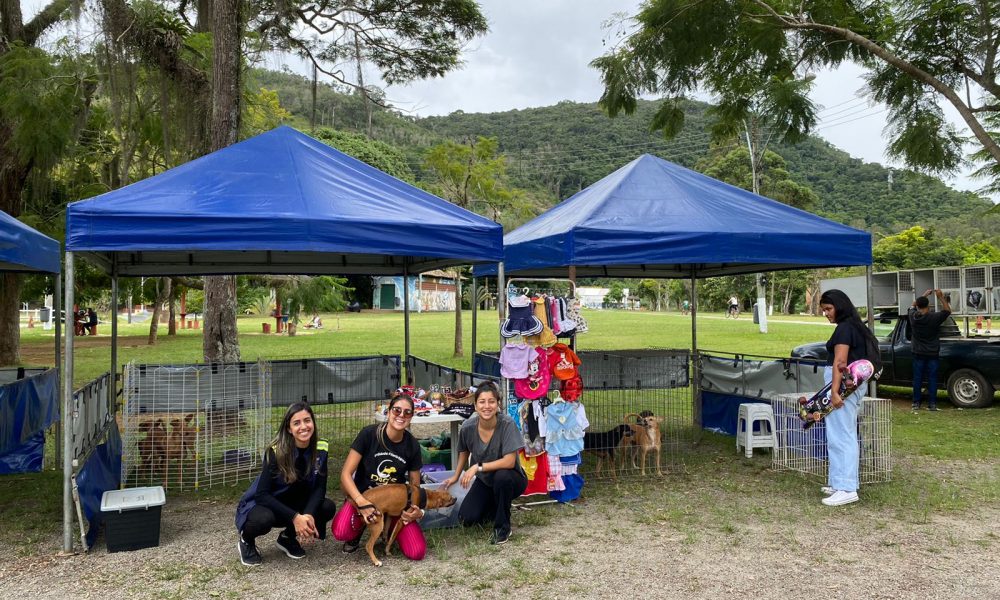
[370,451,406,485]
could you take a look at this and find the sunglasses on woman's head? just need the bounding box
[389,406,414,417]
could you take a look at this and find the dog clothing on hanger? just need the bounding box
[544,402,589,457]
[500,342,532,379]
[501,294,544,338]
[524,296,557,347]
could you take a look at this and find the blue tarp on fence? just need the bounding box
[0,369,59,474]
[77,425,123,548]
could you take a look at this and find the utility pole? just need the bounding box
[744,122,768,334]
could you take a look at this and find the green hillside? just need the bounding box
[255,69,994,235]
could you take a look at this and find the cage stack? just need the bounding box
[121,360,272,490]
[771,393,891,484]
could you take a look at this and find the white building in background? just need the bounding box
[577,286,609,309]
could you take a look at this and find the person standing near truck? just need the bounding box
[908,289,952,411]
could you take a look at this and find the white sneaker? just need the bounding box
[822,490,859,506]
[820,486,835,496]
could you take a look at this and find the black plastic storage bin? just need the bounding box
[101,486,166,552]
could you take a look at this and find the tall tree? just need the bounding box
[593,1,1000,184]
[201,0,243,362]
[424,136,520,357]
[98,0,488,363]
[0,0,92,365]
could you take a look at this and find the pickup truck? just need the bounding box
[791,313,1000,408]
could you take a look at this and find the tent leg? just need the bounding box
[471,276,477,373]
[110,264,118,416]
[403,262,411,383]
[497,264,506,400]
[691,271,701,430]
[63,252,75,553]
[54,272,62,469]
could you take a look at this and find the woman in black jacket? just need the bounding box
[235,402,336,566]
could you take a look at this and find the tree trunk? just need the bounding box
[201,0,242,363]
[0,132,29,366]
[453,273,463,357]
[167,284,177,335]
[0,274,21,365]
[148,278,171,345]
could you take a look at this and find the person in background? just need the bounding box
[445,382,527,545]
[86,307,98,335]
[235,402,336,566]
[727,295,739,318]
[818,289,878,507]
[908,289,952,411]
[332,392,428,559]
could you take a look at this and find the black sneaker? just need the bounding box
[342,539,361,554]
[489,529,511,545]
[276,531,306,559]
[238,534,262,566]
[911,403,920,411]
[928,405,939,412]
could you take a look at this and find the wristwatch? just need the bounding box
[477,462,484,473]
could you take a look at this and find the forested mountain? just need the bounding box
[256,70,996,238]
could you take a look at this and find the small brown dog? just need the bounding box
[353,483,455,567]
[138,419,168,472]
[621,411,664,476]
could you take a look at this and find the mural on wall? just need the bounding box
[372,276,456,311]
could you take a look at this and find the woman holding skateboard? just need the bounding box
[818,289,879,507]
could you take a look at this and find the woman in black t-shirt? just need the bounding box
[332,393,427,559]
[818,289,878,507]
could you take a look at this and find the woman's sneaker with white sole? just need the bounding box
[820,486,835,495]
[822,490,859,506]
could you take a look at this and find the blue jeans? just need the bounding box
[823,366,867,493]
[912,356,939,407]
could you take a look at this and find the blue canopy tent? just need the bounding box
[470,153,872,424]
[62,125,503,551]
[474,154,870,278]
[0,211,63,545]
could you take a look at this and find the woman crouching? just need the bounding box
[445,382,527,545]
[235,402,336,566]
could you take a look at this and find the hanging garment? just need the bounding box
[557,297,576,335]
[524,296,557,347]
[544,402,589,457]
[518,449,551,496]
[514,347,551,400]
[550,343,581,380]
[549,296,561,335]
[560,374,584,401]
[500,342,533,379]
[518,401,545,456]
[501,294,543,338]
[565,298,588,334]
[546,452,565,492]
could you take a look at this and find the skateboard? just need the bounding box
[798,359,875,430]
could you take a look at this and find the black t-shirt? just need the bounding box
[825,321,867,366]
[907,307,951,357]
[350,424,422,492]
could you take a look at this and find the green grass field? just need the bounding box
[20,309,836,386]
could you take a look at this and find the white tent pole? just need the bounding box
[497,264,506,401]
[62,252,75,553]
[470,275,477,373]
[403,262,411,379]
[110,259,118,417]
[54,270,62,470]
[691,270,701,428]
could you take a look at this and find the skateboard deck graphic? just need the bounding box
[798,360,875,429]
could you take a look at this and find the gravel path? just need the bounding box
[3,458,998,600]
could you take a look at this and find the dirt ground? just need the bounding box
[2,453,998,600]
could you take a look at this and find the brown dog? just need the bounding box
[621,411,663,476]
[353,483,455,567]
[138,419,168,473]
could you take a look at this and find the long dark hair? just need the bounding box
[820,289,881,365]
[271,402,317,484]
[378,392,415,450]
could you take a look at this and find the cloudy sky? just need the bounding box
[360,0,985,200]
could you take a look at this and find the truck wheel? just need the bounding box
[947,369,994,408]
